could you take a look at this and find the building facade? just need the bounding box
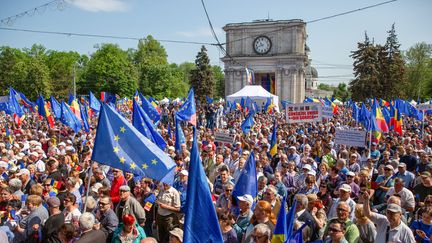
[221,19,308,103]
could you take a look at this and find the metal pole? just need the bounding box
[421,110,425,139]
[73,63,76,97]
[83,162,93,212]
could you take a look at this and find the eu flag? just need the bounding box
[89,91,101,112]
[206,96,214,104]
[139,93,161,124]
[175,117,186,153]
[241,114,254,134]
[132,99,167,150]
[60,102,82,133]
[80,101,90,133]
[92,104,176,185]
[183,127,223,243]
[176,89,197,126]
[352,103,360,122]
[50,96,62,119]
[232,152,257,202]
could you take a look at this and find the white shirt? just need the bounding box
[370,213,415,243]
[385,187,415,210]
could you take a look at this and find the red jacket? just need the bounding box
[110,175,126,204]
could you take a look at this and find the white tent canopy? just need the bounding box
[226,85,280,112]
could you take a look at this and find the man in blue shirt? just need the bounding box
[395,163,415,189]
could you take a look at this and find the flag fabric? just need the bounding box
[89,91,101,112]
[18,92,35,112]
[92,104,176,184]
[245,68,255,85]
[281,100,292,110]
[381,106,391,126]
[167,122,173,140]
[50,96,62,119]
[80,101,90,133]
[272,197,288,243]
[352,103,360,122]
[68,94,82,121]
[369,113,382,141]
[175,117,186,153]
[264,97,274,114]
[206,96,214,104]
[390,103,403,136]
[241,113,254,134]
[372,99,389,133]
[407,102,423,120]
[139,93,161,123]
[359,103,371,129]
[176,89,197,126]
[60,102,82,133]
[132,100,167,151]
[325,97,339,114]
[100,91,116,104]
[232,152,258,202]
[5,126,13,146]
[245,97,256,115]
[269,119,278,157]
[183,127,223,243]
[36,95,55,129]
[8,88,25,125]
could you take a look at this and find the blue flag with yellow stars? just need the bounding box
[60,102,82,133]
[92,103,176,185]
[132,99,167,150]
[139,93,161,124]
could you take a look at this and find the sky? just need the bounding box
[0,0,431,86]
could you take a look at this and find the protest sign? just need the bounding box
[286,102,322,123]
[417,104,432,111]
[321,106,334,120]
[214,132,235,144]
[335,129,367,147]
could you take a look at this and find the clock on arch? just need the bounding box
[253,36,272,54]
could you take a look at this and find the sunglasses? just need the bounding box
[43,184,51,187]
[98,202,109,206]
[225,189,233,192]
[328,227,342,233]
[337,208,348,212]
[251,235,266,241]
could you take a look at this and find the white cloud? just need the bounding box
[177,27,223,38]
[67,0,127,12]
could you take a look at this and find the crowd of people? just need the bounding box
[0,97,432,243]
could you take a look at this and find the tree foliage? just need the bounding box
[212,65,225,98]
[403,43,432,99]
[349,25,405,101]
[190,46,214,104]
[332,83,350,102]
[80,44,138,97]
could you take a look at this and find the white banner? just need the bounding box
[335,129,367,147]
[214,132,235,144]
[321,106,334,120]
[417,104,432,111]
[286,103,322,123]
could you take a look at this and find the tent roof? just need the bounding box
[226,85,277,99]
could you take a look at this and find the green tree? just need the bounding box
[333,83,350,101]
[349,33,381,101]
[44,50,83,99]
[135,35,168,66]
[317,83,333,91]
[380,24,405,99]
[0,46,27,95]
[212,65,225,98]
[23,57,51,99]
[81,44,138,97]
[190,46,214,104]
[404,42,432,99]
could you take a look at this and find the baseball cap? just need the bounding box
[237,194,254,205]
[346,171,355,177]
[387,203,402,213]
[119,185,130,192]
[16,168,30,176]
[0,161,8,169]
[307,170,316,177]
[29,151,38,157]
[168,146,175,151]
[421,171,431,177]
[47,196,61,208]
[91,183,103,193]
[58,142,66,147]
[371,142,377,146]
[169,228,184,242]
[302,164,312,171]
[385,164,394,170]
[397,163,406,168]
[339,184,352,192]
[289,146,296,150]
[179,170,189,176]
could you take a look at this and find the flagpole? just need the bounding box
[421,110,425,140]
[83,161,93,212]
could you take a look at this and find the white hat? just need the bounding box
[16,168,30,176]
[387,203,402,213]
[307,170,316,176]
[91,183,103,193]
[339,184,352,192]
[302,164,312,171]
[237,194,253,205]
[0,161,8,169]
[66,140,73,145]
[29,151,39,157]
[58,142,66,147]
[179,170,189,176]
[346,171,355,177]
[168,146,175,151]
[289,146,296,150]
